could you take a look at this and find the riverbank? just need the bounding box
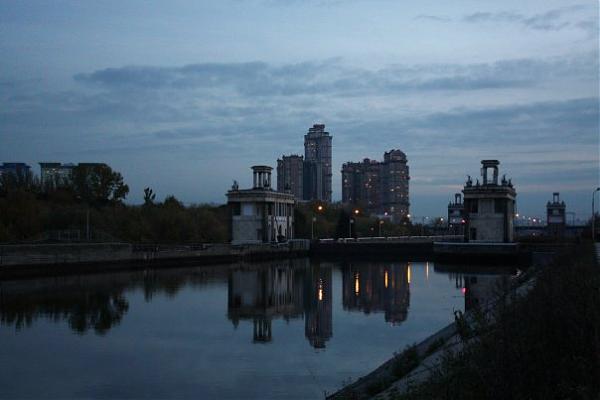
[0,240,310,279]
[328,241,598,399]
[1,237,565,280]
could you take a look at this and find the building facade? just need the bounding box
[227,166,295,244]
[303,124,332,203]
[463,160,516,243]
[341,149,410,221]
[276,155,304,200]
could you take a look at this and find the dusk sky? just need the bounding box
[1,0,598,218]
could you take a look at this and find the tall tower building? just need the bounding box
[381,150,410,220]
[303,124,332,203]
[276,155,304,200]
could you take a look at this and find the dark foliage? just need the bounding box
[397,243,600,400]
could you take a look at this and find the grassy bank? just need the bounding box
[387,242,600,400]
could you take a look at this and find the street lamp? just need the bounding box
[592,188,600,241]
[312,205,325,240]
[350,209,360,237]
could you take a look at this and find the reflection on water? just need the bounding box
[0,259,514,399]
[436,264,516,312]
[342,263,410,324]
[0,279,130,335]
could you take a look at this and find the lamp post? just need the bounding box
[312,205,324,240]
[349,209,359,237]
[379,220,384,236]
[592,188,600,241]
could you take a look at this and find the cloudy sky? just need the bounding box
[1,0,598,218]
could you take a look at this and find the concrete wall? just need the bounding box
[0,243,132,266]
[231,215,262,244]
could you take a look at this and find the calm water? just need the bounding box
[0,259,509,399]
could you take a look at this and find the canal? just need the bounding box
[0,259,513,399]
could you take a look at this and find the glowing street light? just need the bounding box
[312,204,325,240]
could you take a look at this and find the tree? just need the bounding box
[71,164,129,205]
[143,187,156,206]
[335,209,350,238]
[0,168,39,197]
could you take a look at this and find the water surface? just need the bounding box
[0,259,507,399]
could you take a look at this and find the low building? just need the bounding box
[448,193,465,235]
[546,192,566,237]
[0,162,31,180]
[39,162,75,187]
[463,160,516,243]
[227,165,295,244]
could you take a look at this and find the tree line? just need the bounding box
[0,165,228,243]
[0,164,428,243]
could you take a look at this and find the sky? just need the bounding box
[1,0,598,219]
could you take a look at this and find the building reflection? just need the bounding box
[227,259,334,348]
[441,266,514,312]
[342,262,410,324]
[304,262,332,348]
[227,259,306,343]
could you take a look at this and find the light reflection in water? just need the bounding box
[384,270,389,288]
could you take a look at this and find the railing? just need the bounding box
[319,235,463,244]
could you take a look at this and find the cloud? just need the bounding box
[73,54,596,98]
[414,15,451,22]
[1,53,598,212]
[463,5,593,32]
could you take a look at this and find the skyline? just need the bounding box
[1,0,598,217]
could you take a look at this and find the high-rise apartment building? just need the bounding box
[381,150,410,218]
[341,149,409,221]
[303,124,332,203]
[276,155,304,200]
